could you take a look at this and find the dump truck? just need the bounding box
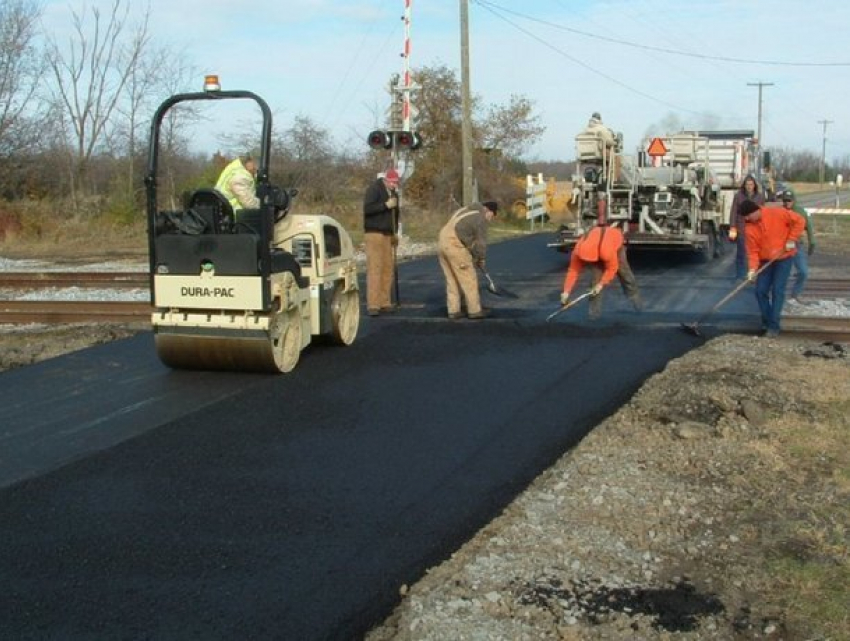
[145,77,360,373]
[548,129,765,261]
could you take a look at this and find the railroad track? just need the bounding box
[0,301,151,324]
[0,273,847,334]
[0,272,148,289]
[780,316,850,342]
[1,272,848,296]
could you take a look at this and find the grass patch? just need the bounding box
[756,396,850,638]
[813,215,850,255]
[767,556,850,638]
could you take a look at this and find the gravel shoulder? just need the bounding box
[367,335,850,640]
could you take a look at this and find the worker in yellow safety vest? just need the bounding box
[215,155,259,211]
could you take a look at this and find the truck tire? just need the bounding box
[699,221,716,263]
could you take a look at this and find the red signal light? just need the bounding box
[367,130,391,150]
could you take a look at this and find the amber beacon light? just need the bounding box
[203,75,221,92]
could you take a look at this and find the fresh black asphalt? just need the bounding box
[0,232,754,640]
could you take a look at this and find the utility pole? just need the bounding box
[459,0,474,205]
[818,119,833,189]
[747,81,773,176]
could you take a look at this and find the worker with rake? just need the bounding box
[559,221,642,319]
[738,200,805,337]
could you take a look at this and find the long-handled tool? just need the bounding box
[546,290,593,322]
[480,268,519,299]
[391,197,400,305]
[680,258,777,336]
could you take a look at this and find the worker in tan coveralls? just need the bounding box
[437,201,498,320]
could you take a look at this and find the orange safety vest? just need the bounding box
[563,226,623,293]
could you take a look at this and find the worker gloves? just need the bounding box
[728,228,738,242]
[386,197,398,209]
[784,240,796,251]
[560,292,570,306]
[590,283,603,296]
[746,270,756,282]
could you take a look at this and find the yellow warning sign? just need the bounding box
[647,137,668,157]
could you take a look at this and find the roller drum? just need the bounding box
[155,308,303,374]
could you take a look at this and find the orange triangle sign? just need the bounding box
[647,137,668,156]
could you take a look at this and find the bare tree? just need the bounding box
[479,95,544,158]
[0,0,44,156]
[112,42,200,209]
[45,0,150,203]
[402,64,543,209]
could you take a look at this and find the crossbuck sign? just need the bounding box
[526,173,548,230]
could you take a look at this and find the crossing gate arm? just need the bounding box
[806,208,850,216]
[806,206,850,235]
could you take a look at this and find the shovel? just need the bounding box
[546,290,593,322]
[480,269,519,299]
[681,257,777,337]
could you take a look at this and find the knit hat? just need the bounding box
[384,168,400,183]
[483,200,498,215]
[739,200,761,217]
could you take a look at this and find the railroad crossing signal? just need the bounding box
[367,130,422,150]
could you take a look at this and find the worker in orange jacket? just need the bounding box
[739,200,805,337]
[560,223,642,318]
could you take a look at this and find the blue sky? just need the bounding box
[40,0,850,165]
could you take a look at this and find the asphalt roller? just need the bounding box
[145,78,360,373]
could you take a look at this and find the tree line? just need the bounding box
[0,0,842,233]
[0,0,548,226]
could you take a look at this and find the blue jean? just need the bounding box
[734,234,748,280]
[791,242,809,298]
[755,257,794,332]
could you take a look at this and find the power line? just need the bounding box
[474,0,850,67]
[472,0,703,116]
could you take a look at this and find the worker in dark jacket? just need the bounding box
[362,168,400,316]
[560,222,642,319]
[739,200,805,337]
[438,201,498,319]
[728,175,765,280]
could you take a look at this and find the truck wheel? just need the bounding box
[270,307,302,373]
[699,222,716,263]
[330,285,360,346]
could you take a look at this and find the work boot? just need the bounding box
[630,296,644,312]
[467,308,491,320]
[380,305,398,313]
[448,311,464,320]
[367,308,380,317]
